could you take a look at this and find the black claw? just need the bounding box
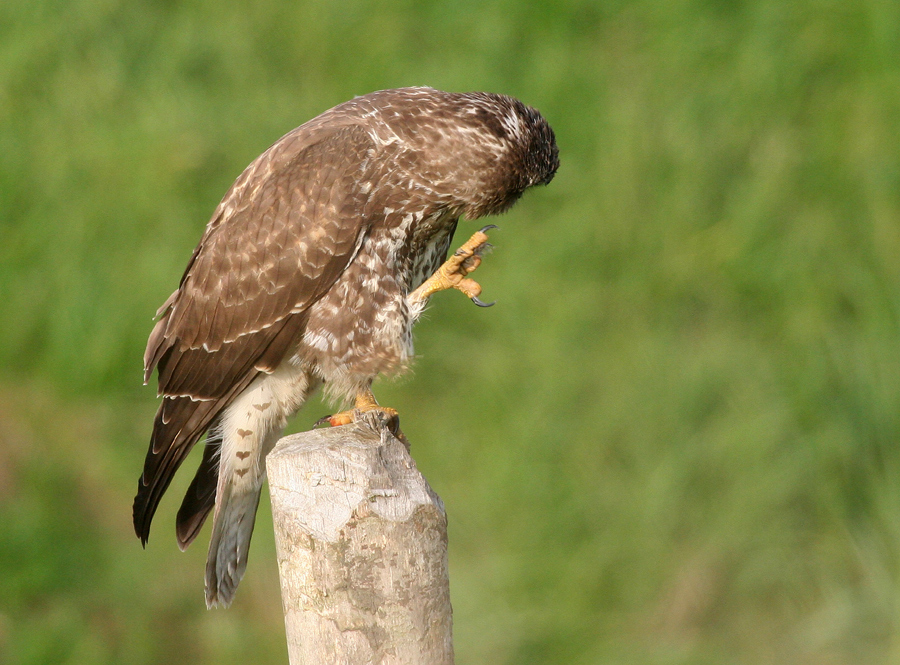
[472,296,496,307]
[479,224,499,233]
[313,415,333,428]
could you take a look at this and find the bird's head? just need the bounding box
[516,102,559,189]
[457,92,559,218]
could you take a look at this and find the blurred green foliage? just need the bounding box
[2,0,900,662]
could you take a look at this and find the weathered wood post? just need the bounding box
[266,413,453,664]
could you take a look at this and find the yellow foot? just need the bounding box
[409,225,497,307]
[315,389,409,448]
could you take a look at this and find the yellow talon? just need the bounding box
[317,388,408,447]
[409,226,495,306]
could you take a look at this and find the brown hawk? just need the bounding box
[133,87,559,607]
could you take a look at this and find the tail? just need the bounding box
[205,479,265,608]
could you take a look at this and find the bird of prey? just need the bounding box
[133,86,559,607]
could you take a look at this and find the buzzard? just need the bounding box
[134,87,559,607]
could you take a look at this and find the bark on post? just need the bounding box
[266,414,453,664]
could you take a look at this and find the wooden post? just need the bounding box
[266,414,453,664]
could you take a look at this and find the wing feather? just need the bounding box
[134,122,383,543]
[175,436,219,550]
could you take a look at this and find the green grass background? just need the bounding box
[2,0,900,662]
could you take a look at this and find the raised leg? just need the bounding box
[408,225,497,307]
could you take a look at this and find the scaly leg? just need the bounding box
[408,225,497,307]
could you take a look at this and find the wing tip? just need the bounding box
[175,509,209,552]
[132,482,153,547]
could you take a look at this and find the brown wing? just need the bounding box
[133,123,381,545]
